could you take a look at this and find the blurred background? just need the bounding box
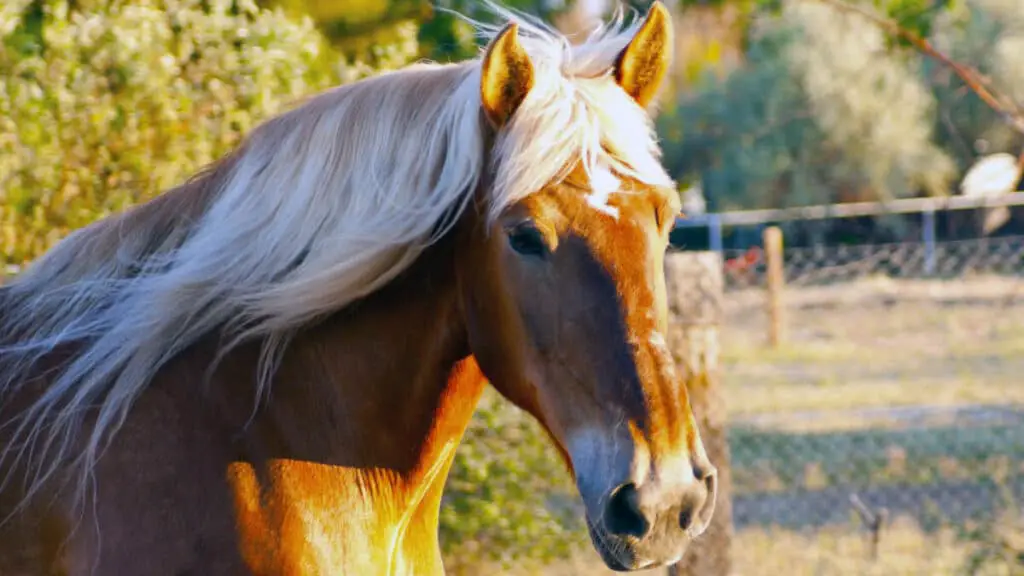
[2,0,1023,574]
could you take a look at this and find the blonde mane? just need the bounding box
[0,2,673,505]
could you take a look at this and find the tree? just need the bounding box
[658,0,1024,211]
[923,0,1024,172]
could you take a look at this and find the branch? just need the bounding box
[809,0,1024,139]
[850,493,888,561]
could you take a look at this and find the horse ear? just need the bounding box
[481,23,535,128]
[614,1,673,108]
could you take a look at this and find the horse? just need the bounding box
[0,2,717,574]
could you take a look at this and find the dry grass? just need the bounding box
[719,275,1024,421]
[486,516,997,575]
[727,517,976,576]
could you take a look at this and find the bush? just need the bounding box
[0,0,420,267]
[440,388,590,572]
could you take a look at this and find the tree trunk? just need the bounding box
[664,251,733,576]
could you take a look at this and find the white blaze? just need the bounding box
[586,163,621,219]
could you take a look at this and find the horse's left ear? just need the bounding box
[614,1,673,108]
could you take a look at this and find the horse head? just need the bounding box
[456,4,717,570]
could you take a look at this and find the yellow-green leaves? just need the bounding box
[0,0,412,267]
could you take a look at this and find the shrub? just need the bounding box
[0,0,419,267]
[440,388,590,572]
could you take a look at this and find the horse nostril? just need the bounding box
[604,483,650,538]
[679,506,694,531]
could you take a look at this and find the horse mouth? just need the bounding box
[585,517,642,572]
[585,514,687,572]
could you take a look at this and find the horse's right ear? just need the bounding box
[614,1,673,109]
[481,23,535,129]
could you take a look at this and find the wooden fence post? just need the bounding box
[763,226,785,348]
[664,251,733,576]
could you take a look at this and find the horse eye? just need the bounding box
[507,224,548,257]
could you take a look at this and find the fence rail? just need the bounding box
[673,191,1024,254]
[674,191,1024,227]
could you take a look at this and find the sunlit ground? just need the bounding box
[721,276,1024,419]
[472,500,1023,576]
[483,513,1021,575]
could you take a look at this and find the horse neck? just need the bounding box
[201,237,485,570]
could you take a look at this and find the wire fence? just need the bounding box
[713,235,1024,575]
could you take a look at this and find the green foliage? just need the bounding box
[269,0,569,64]
[673,0,962,57]
[954,481,1024,575]
[416,0,564,62]
[659,21,879,210]
[658,0,1021,211]
[416,4,480,62]
[925,0,1024,172]
[676,0,960,40]
[0,0,323,264]
[255,0,427,65]
[875,0,960,46]
[784,0,958,199]
[678,0,766,10]
[0,0,421,266]
[333,19,422,83]
[439,388,590,571]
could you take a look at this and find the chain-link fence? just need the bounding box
[716,234,1024,575]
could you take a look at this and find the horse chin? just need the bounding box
[584,517,647,572]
